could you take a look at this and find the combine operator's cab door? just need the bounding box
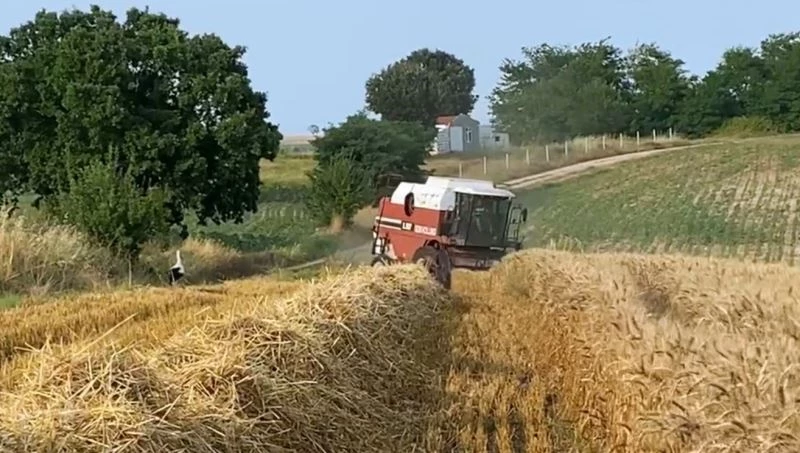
[448,193,512,249]
[506,206,528,250]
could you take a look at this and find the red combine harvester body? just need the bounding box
[370,176,528,289]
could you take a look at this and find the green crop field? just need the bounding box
[188,157,327,256]
[518,136,800,264]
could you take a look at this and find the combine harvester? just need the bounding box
[370,176,528,289]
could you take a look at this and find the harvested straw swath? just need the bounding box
[0,264,451,452]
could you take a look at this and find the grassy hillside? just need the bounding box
[0,249,797,451]
[518,136,800,264]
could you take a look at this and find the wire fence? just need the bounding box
[428,128,688,181]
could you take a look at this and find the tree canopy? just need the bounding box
[305,112,434,228]
[311,112,433,186]
[489,32,800,143]
[0,6,282,236]
[489,39,631,143]
[365,48,478,127]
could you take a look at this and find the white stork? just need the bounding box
[168,250,185,285]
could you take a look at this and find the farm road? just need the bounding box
[284,139,724,272]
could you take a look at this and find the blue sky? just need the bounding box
[2,1,798,135]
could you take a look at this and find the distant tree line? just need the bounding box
[490,34,800,144]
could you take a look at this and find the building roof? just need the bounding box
[435,115,457,126]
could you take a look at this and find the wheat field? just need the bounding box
[0,249,797,451]
[433,249,800,452]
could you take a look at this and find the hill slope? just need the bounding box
[518,136,800,264]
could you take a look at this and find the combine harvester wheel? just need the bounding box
[412,246,452,290]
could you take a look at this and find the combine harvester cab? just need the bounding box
[370,175,528,290]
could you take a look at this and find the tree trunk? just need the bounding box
[329,214,345,233]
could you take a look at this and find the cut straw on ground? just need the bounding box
[0,264,452,452]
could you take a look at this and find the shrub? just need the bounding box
[311,113,433,187]
[712,116,777,138]
[305,151,373,232]
[50,160,170,260]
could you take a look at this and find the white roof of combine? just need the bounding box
[424,176,516,198]
[389,176,515,211]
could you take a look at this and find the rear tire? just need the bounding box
[438,248,452,290]
[412,246,452,290]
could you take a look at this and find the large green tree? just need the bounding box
[307,112,434,230]
[674,45,769,137]
[311,112,433,186]
[752,33,800,131]
[0,6,282,236]
[489,39,629,144]
[626,43,692,134]
[364,48,478,126]
[674,72,740,138]
[714,46,767,116]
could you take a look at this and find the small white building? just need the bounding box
[479,125,510,150]
[430,115,511,154]
[431,114,481,154]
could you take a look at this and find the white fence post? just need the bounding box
[545,145,550,162]
[619,133,623,148]
[636,131,640,149]
[652,129,656,141]
[525,147,530,165]
[458,162,463,177]
[584,137,589,153]
[483,156,487,175]
[565,141,569,158]
[602,135,606,150]
[505,153,509,169]
[669,127,673,139]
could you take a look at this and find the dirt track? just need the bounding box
[503,141,718,189]
[285,140,721,271]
